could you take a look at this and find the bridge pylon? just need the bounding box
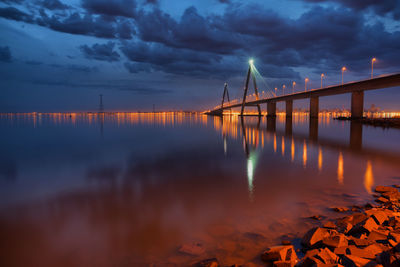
[221,82,230,109]
[241,60,262,116]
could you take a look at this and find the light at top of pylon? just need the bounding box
[249,59,254,65]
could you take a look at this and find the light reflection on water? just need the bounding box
[0,112,400,266]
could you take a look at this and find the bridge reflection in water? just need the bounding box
[214,114,400,197]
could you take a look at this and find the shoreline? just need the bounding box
[335,117,400,129]
[193,185,400,267]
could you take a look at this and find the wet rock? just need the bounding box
[192,258,219,267]
[332,207,349,212]
[301,227,331,248]
[376,197,389,203]
[349,217,379,236]
[375,186,398,193]
[179,243,205,256]
[323,221,337,229]
[261,245,298,264]
[342,254,372,266]
[346,245,377,259]
[349,237,372,247]
[367,230,388,243]
[322,234,348,248]
[370,210,389,225]
[309,215,323,220]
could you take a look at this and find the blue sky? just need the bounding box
[0,0,399,112]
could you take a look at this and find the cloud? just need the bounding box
[303,0,400,20]
[39,0,69,10]
[0,46,12,62]
[0,7,34,22]
[82,0,137,18]
[80,42,121,62]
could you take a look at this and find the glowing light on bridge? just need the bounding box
[292,81,296,93]
[305,78,309,91]
[341,67,347,85]
[371,58,377,79]
[320,73,325,88]
[249,58,254,66]
[337,152,344,184]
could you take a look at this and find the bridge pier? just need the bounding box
[286,100,293,118]
[285,117,293,136]
[310,97,319,118]
[309,118,319,142]
[267,116,276,132]
[267,102,276,117]
[350,121,363,150]
[351,91,364,119]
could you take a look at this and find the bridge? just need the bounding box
[205,60,400,118]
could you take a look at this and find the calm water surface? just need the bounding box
[1,113,400,266]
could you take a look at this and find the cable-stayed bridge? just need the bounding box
[205,60,400,118]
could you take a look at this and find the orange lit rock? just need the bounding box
[302,227,332,247]
[261,245,298,264]
[322,234,348,248]
[332,207,349,212]
[323,221,337,229]
[342,254,372,266]
[367,230,388,242]
[375,186,397,193]
[349,217,378,236]
[193,258,219,267]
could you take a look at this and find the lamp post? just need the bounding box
[371,58,377,79]
[320,73,325,88]
[305,78,309,92]
[275,87,277,97]
[282,85,286,96]
[292,81,296,94]
[341,67,347,85]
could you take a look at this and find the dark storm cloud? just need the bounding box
[0,7,34,22]
[136,6,243,54]
[82,0,137,18]
[303,0,400,19]
[49,63,99,73]
[39,0,69,10]
[80,42,121,62]
[0,46,12,62]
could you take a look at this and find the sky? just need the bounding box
[0,0,400,112]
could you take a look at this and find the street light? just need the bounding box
[275,87,277,97]
[305,78,309,91]
[282,85,286,96]
[341,67,347,85]
[371,58,377,79]
[321,73,325,88]
[292,81,296,94]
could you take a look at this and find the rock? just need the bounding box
[371,210,389,225]
[261,245,298,263]
[273,260,295,267]
[389,232,400,243]
[301,248,339,266]
[349,217,378,236]
[349,237,372,247]
[281,240,292,245]
[334,246,348,255]
[342,254,372,266]
[309,215,323,220]
[192,258,219,267]
[179,243,205,256]
[322,234,348,248]
[302,227,331,248]
[332,207,349,212]
[316,247,340,264]
[376,197,389,203]
[323,221,337,229]
[375,186,398,193]
[367,230,388,242]
[346,245,376,259]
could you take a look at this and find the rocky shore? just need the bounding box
[193,185,400,267]
[335,117,400,128]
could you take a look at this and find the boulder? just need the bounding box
[261,245,298,263]
[322,234,348,248]
[367,230,388,242]
[302,227,331,247]
[349,217,378,236]
[342,254,372,267]
[375,186,398,193]
[332,207,349,212]
[323,221,337,229]
[192,258,219,267]
[179,243,205,256]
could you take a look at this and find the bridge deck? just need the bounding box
[209,73,400,113]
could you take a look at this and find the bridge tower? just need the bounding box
[221,82,230,108]
[240,59,262,116]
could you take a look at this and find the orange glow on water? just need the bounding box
[302,140,307,168]
[281,137,285,156]
[273,134,277,153]
[318,147,323,172]
[291,138,295,162]
[337,152,344,185]
[364,161,374,194]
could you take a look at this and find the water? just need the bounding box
[0,112,400,266]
